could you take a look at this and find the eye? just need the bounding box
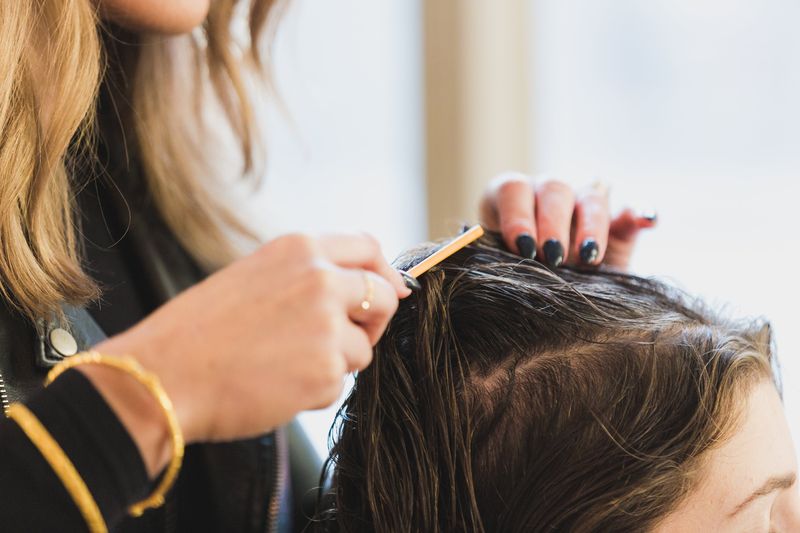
[738,500,774,533]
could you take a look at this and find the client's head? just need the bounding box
[321,234,798,532]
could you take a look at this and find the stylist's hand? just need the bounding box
[480,172,657,271]
[85,233,408,473]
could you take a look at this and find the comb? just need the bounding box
[400,225,485,288]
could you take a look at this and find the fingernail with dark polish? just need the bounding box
[400,271,422,291]
[640,210,658,223]
[580,238,600,265]
[543,239,564,268]
[515,234,537,259]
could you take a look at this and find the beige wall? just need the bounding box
[424,0,532,238]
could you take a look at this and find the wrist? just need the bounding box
[93,328,204,443]
[75,361,172,478]
[54,351,187,516]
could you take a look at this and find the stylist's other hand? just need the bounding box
[87,233,408,467]
[480,172,656,271]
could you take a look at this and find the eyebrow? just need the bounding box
[728,472,797,517]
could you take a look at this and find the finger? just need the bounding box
[609,208,657,241]
[480,173,537,258]
[605,208,658,270]
[319,233,411,298]
[341,322,373,372]
[535,180,576,268]
[571,182,611,266]
[338,269,399,344]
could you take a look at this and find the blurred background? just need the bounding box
[243,0,800,457]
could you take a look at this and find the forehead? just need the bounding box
[655,381,796,530]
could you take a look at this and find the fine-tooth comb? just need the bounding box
[400,225,485,290]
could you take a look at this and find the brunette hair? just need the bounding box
[319,233,776,532]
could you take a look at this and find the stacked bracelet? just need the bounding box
[8,352,184,531]
[45,351,185,518]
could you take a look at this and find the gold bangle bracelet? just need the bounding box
[46,351,185,518]
[8,403,108,533]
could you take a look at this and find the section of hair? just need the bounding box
[319,233,775,532]
[0,0,102,319]
[0,0,284,320]
[124,0,287,270]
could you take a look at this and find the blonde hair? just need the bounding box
[0,0,280,321]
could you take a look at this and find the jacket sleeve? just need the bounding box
[0,369,150,531]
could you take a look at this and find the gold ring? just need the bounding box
[361,271,374,311]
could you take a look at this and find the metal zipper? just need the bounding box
[267,427,287,533]
[0,370,9,416]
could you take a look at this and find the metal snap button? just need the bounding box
[49,328,78,357]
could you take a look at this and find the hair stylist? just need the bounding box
[0,1,655,532]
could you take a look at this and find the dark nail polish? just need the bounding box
[640,210,658,223]
[579,238,600,265]
[543,239,564,268]
[515,234,537,259]
[400,271,422,291]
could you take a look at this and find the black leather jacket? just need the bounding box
[0,168,322,532]
[0,37,325,526]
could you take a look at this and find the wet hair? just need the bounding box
[317,233,777,532]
